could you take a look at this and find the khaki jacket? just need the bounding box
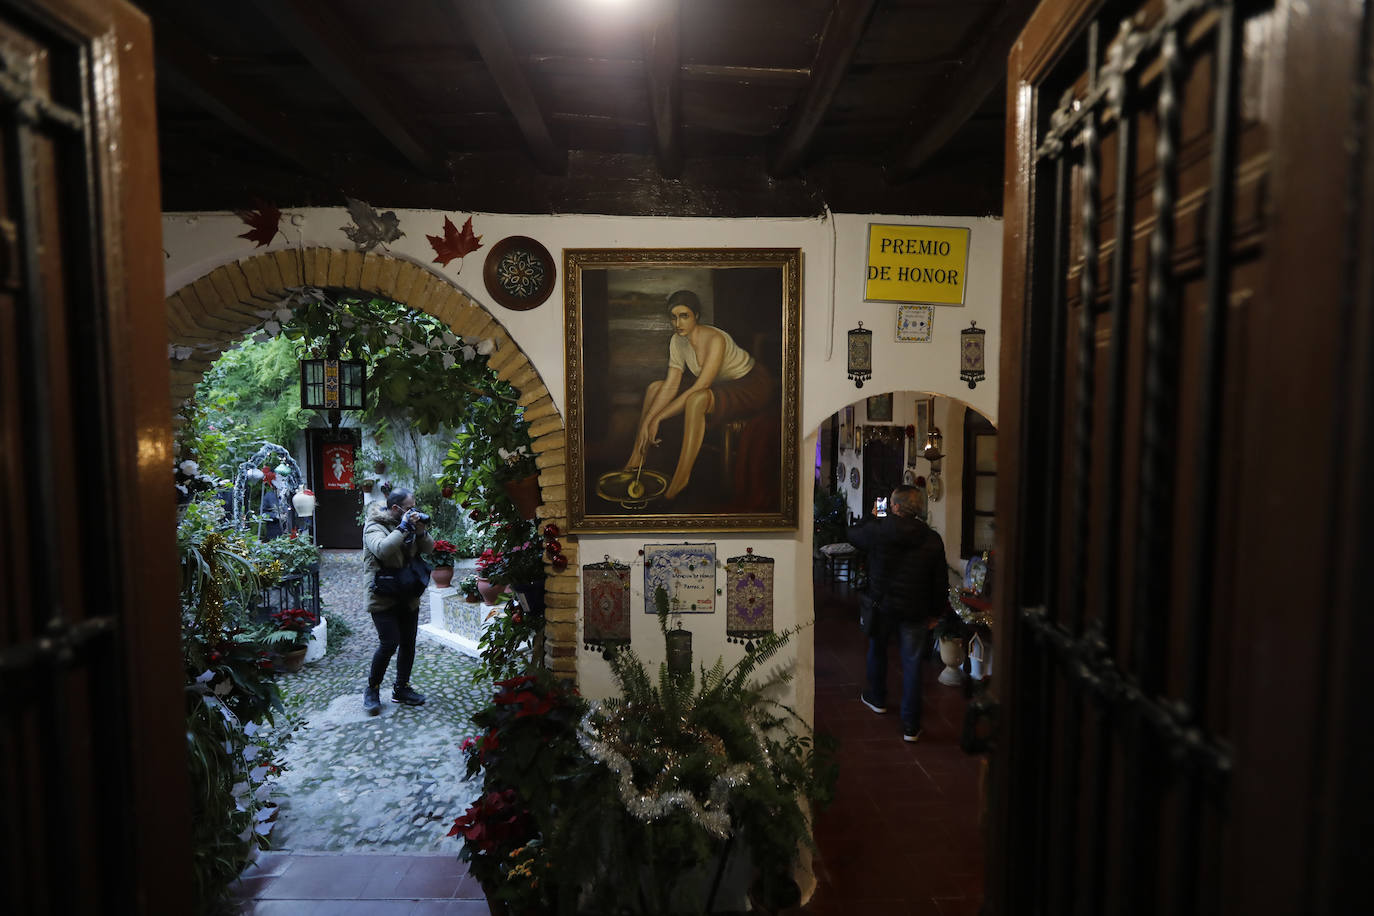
[362,504,434,615]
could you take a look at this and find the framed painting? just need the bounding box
[896,304,934,341]
[564,248,802,532]
[843,405,855,449]
[866,393,893,422]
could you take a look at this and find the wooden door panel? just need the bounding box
[992,1,1269,913]
[0,1,188,912]
[307,427,364,547]
[994,0,1374,912]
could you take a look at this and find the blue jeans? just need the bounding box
[866,616,925,734]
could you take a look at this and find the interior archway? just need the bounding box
[164,247,579,681]
[817,389,999,574]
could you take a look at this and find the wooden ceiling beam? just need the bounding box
[446,0,568,175]
[642,0,683,178]
[769,0,878,178]
[524,55,810,88]
[681,63,810,88]
[249,0,444,176]
[887,0,1036,181]
[152,19,319,175]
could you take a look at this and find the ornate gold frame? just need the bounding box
[563,248,802,532]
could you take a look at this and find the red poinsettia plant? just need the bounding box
[268,607,318,649]
[450,671,588,904]
[428,539,459,568]
[475,547,503,579]
[448,788,531,856]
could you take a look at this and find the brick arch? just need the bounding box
[165,247,579,682]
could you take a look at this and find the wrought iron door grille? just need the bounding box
[1010,1,1250,913]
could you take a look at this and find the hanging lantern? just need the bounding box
[847,321,873,388]
[291,487,316,517]
[923,427,944,463]
[922,396,944,463]
[924,395,945,502]
[960,321,986,389]
[665,626,693,676]
[300,358,367,410]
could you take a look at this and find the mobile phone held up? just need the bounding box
[874,497,888,517]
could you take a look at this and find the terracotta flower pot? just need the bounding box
[431,566,455,589]
[278,647,308,673]
[476,576,506,604]
[501,472,541,520]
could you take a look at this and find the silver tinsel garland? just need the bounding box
[579,702,779,840]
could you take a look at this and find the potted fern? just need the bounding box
[450,583,839,914]
[563,597,837,913]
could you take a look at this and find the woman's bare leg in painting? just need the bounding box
[665,389,714,499]
[626,380,664,469]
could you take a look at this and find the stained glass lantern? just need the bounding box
[960,321,986,389]
[847,321,873,388]
[300,358,367,410]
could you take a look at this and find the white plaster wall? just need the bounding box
[805,214,1002,431]
[161,209,1002,711]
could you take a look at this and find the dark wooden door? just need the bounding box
[0,0,190,911]
[306,427,364,547]
[990,0,1372,913]
[861,425,903,515]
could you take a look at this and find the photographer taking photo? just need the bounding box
[361,487,434,715]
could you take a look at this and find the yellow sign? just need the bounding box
[865,224,970,305]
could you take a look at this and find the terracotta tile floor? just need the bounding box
[231,574,986,915]
[802,576,987,916]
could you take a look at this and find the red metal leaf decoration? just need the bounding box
[234,203,283,247]
[427,215,483,267]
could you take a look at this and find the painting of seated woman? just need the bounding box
[564,249,801,532]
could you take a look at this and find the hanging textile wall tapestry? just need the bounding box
[726,551,774,651]
[582,558,631,653]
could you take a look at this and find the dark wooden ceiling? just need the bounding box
[138,0,1035,218]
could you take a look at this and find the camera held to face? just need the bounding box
[410,510,431,525]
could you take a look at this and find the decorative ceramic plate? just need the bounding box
[483,235,556,310]
[849,467,860,489]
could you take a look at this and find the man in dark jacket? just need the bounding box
[847,484,948,742]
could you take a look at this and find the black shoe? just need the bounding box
[392,684,427,706]
[860,693,887,714]
[363,686,381,716]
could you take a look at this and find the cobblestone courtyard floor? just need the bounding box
[267,549,490,854]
